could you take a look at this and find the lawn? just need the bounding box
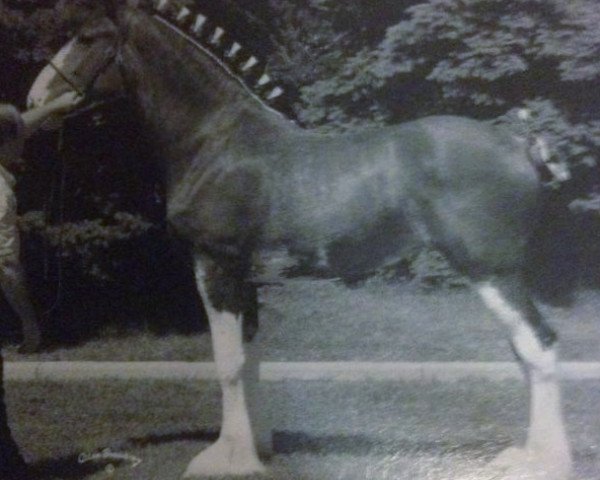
[6,378,600,480]
[5,278,600,362]
[4,278,600,479]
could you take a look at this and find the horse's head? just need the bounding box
[29,0,289,136]
[28,5,125,111]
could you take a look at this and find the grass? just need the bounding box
[6,378,600,479]
[5,278,600,362]
[4,277,599,478]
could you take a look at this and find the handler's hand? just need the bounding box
[21,90,84,135]
[46,91,83,113]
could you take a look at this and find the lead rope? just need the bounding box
[38,44,121,314]
[42,126,66,315]
[37,58,75,314]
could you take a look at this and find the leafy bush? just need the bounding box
[268,0,600,289]
[19,210,154,280]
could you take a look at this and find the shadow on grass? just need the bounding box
[273,431,509,458]
[126,428,219,447]
[29,453,107,479]
[121,427,509,459]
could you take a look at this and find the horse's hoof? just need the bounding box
[182,439,266,478]
[488,446,572,480]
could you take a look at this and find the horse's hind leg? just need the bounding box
[183,253,266,478]
[476,275,572,479]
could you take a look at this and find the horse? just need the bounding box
[27,1,573,478]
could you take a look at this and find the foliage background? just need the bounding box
[0,0,599,341]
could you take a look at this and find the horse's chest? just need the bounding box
[166,162,269,245]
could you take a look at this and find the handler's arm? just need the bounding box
[21,92,82,138]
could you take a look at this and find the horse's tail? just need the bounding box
[517,109,578,304]
[517,109,571,186]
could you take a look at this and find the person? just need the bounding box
[0,92,81,353]
[0,91,81,479]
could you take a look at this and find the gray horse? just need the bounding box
[28,1,572,478]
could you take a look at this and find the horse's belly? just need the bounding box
[264,195,417,281]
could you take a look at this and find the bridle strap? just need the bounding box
[82,46,120,97]
[44,40,120,101]
[48,60,84,96]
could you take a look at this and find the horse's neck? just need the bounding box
[124,52,252,152]
[123,10,293,158]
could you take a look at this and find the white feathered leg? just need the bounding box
[183,258,266,478]
[477,279,572,480]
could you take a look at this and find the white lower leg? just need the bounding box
[184,307,265,477]
[529,377,569,451]
[477,282,572,478]
[523,345,571,468]
[491,337,572,478]
[212,312,252,436]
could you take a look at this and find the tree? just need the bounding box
[3,0,600,318]
[265,0,600,291]
[0,0,205,341]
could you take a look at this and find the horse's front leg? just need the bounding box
[183,253,267,478]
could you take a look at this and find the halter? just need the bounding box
[44,28,123,108]
[47,60,84,96]
[83,45,122,98]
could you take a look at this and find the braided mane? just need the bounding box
[146,0,285,106]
